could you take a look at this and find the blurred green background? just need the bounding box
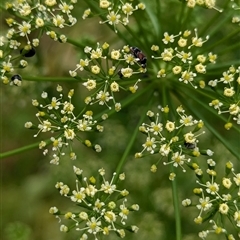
[1,0,239,240]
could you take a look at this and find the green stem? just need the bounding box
[180,7,192,31]
[170,164,182,240]
[114,86,155,180]
[23,76,76,82]
[200,0,230,36]
[66,37,86,49]
[205,29,240,52]
[177,2,186,30]
[155,0,162,40]
[1,82,154,160]
[0,139,51,159]
[174,85,240,158]
[207,60,240,72]
[95,82,155,120]
[114,109,145,178]
[176,84,240,133]
[124,25,145,46]
[84,0,116,34]
[216,41,240,55]
[140,0,161,41]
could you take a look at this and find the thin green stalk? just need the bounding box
[216,41,240,55]
[200,118,240,160]
[177,2,188,31]
[114,108,147,179]
[170,163,182,240]
[161,79,174,122]
[155,0,162,38]
[95,82,155,120]
[123,25,145,46]
[204,29,240,52]
[1,83,154,160]
[140,0,161,40]
[23,76,76,82]
[175,84,240,134]
[200,0,230,36]
[66,37,87,49]
[174,86,240,158]
[203,12,232,37]
[0,139,51,159]
[84,0,117,35]
[114,88,155,180]
[180,7,192,31]
[207,60,240,72]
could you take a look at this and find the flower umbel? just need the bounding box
[50,167,139,239]
[182,160,240,239]
[25,86,103,164]
[1,0,78,84]
[151,28,215,89]
[208,66,240,126]
[83,1,145,32]
[136,106,207,173]
[69,43,146,110]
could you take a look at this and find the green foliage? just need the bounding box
[1,0,240,240]
[4,222,32,240]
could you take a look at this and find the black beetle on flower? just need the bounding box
[130,46,147,68]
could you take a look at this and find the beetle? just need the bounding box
[184,141,196,149]
[10,74,22,86]
[118,68,123,78]
[130,46,147,68]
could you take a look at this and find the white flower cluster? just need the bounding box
[82,0,146,32]
[1,0,78,84]
[151,29,217,89]
[182,160,240,240]
[185,0,222,12]
[69,43,145,110]
[135,105,208,173]
[25,85,103,164]
[49,167,139,239]
[208,66,240,127]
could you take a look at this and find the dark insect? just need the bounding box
[118,68,123,78]
[10,74,22,86]
[184,141,196,149]
[20,45,36,57]
[130,46,147,68]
